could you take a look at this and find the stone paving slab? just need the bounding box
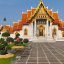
[12,42,64,64]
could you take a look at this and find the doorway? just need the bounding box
[38,25,45,36]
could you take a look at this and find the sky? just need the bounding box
[0,0,64,26]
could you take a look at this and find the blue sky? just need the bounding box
[0,0,64,25]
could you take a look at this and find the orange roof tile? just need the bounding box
[2,25,10,32]
[58,27,64,30]
[9,27,14,33]
[17,23,22,30]
[8,1,64,32]
[27,11,31,20]
[52,19,59,25]
[22,13,27,22]
[62,22,64,27]
[48,10,53,16]
[58,21,64,30]
[13,23,18,31]
[53,13,59,20]
[32,8,36,15]
[19,21,22,25]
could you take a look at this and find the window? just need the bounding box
[41,16,42,18]
[24,28,28,35]
[62,31,64,37]
[39,16,40,18]
[52,28,57,38]
[48,21,50,26]
[53,28,57,35]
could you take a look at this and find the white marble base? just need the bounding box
[32,36,55,43]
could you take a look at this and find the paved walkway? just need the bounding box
[12,42,64,64]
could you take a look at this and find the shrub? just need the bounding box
[0,40,8,55]
[20,38,23,44]
[14,41,19,46]
[0,38,5,43]
[6,37,14,43]
[20,38,23,42]
[20,41,23,45]
[16,38,20,42]
[3,41,8,46]
[23,39,29,43]
[2,32,10,37]
[15,33,20,39]
[14,38,24,46]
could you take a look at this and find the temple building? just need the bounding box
[1,0,64,42]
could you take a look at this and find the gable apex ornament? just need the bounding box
[40,0,42,2]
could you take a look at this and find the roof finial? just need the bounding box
[40,0,42,2]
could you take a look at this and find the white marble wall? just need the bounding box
[9,21,64,42]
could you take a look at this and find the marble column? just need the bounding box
[34,20,36,38]
[33,21,34,37]
[47,20,48,38]
[50,22,52,38]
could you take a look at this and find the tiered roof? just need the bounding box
[2,0,64,33]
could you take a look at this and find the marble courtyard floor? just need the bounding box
[12,42,64,64]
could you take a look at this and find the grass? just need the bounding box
[0,58,11,64]
[0,57,15,64]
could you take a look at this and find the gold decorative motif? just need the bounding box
[40,0,42,2]
[24,28,28,35]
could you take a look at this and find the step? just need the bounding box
[32,37,55,43]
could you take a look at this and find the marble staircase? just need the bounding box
[32,37,55,43]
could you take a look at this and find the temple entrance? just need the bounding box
[38,25,45,36]
[39,26,43,36]
[36,19,46,37]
